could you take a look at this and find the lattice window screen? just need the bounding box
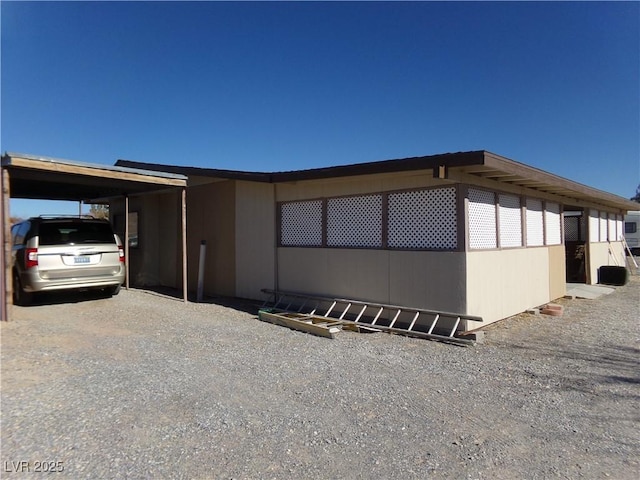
[280,200,323,246]
[526,198,544,246]
[327,195,382,247]
[545,202,561,245]
[616,215,623,241]
[564,216,580,241]
[388,187,457,249]
[608,213,616,242]
[469,188,497,249]
[589,210,600,242]
[498,194,522,247]
[599,211,607,242]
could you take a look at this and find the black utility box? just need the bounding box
[598,266,629,286]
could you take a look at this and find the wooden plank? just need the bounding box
[259,310,341,339]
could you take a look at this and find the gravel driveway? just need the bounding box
[1,275,639,479]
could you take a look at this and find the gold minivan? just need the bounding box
[11,216,125,305]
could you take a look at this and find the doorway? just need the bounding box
[564,209,587,283]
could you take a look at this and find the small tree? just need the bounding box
[89,204,109,220]
[631,184,640,203]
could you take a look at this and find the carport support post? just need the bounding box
[125,195,130,290]
[181,187,188,303]
[1,167,9,321]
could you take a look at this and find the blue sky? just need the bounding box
[2,1,639,218]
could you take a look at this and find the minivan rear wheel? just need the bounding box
[13,272,34,306]
[107,284,121,296]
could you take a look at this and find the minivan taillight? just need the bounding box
[118,245,125,262]
[25,248,38,269]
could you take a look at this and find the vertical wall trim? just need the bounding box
[381,193,389,248]
[495,192,501,249]
[274,183,279,293]
[520,196,527,247]
[321,198,328,248]
[542,201,548,246]
[560,205,565,245]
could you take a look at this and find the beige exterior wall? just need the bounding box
[466,247,556,325]
[277,248,467,314]
[235,181,276,299]
[187,180,236,297]
[157,192,181,287]
[547,245,566,300]
[587,241,625,285]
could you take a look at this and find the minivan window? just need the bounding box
[39,222,115,246]
[13,222,30,246]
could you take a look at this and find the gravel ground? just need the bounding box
[1,274,639,479]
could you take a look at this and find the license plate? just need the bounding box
[74,256,91,264]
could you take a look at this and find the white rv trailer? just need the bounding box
[624,211,640,255]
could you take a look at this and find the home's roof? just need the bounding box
[116,150,639,212]
[3,152,187,201]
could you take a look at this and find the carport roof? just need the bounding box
[2,152,187,201]
[116,150,638,212]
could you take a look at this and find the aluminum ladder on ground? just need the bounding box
[260,289,483,346]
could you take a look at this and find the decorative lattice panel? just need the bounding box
[589,209,600,242]
[564,211,586,242]
[526,198,544,246]
[616,215,623,241]
[545,202,561,245]
[498,194,522,247]
[469,188,497,249]
[387,187,457,249]
[564,216,580,241]
[280,200,323,246]
[327,195,382,247]
[599,211,608,242]
[608,213,616,242]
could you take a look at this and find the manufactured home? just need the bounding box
[112,150,638,329]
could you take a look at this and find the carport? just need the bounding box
[1,152,188,321]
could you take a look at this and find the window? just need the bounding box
[39,222,114,245]
[599,212,607,242]
[589,210,600,242]
[327,195,382,248]
[526,198,544,247]
[12,222,30,246]
[498,194,522,247]
[468,188,497,249]
[280,200,323,246]
[388,187,457,249]
[114,212,140,248]
[626,222,638,234]
[279,186,459,250]
[545,202,562,245]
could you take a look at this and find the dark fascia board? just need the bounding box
[270,150,485,182]
[116,151,638,211]
[116,150,485,183]
[115,159,272,182]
